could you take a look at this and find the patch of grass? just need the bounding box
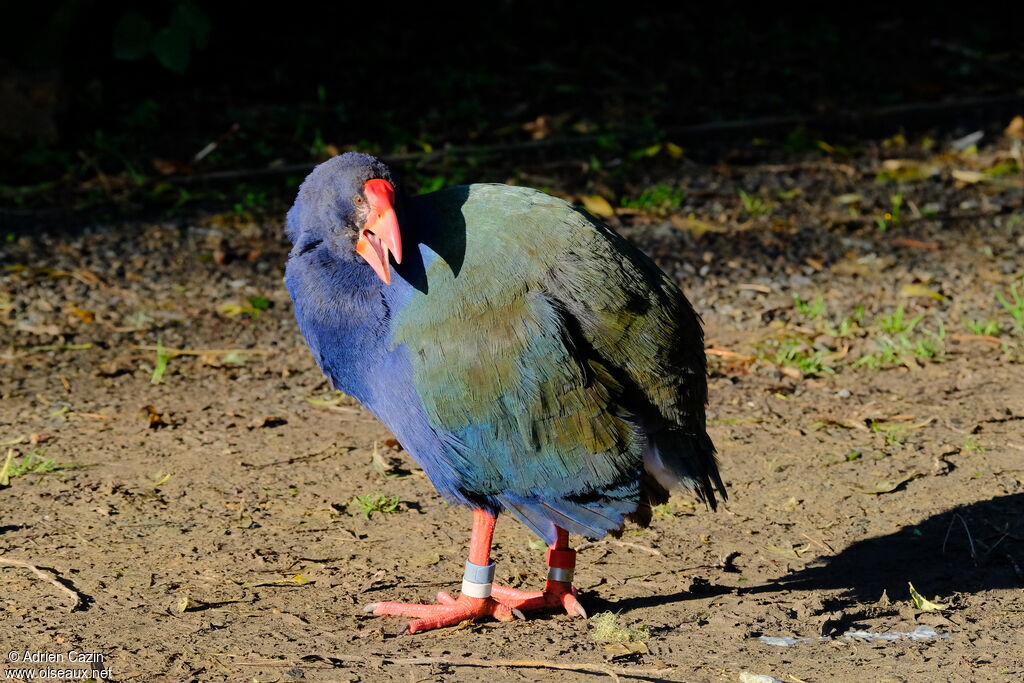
[877,304,924,335]
[738,189,772,217]
[854,343,900,370]
[590,611,650,644]
[912,325,946,361]
[962,435,984,452]
[792,293,826,319]
[995,282,1024,334]
[761,337,835,377]
[870,421,906,447]
[620,184,685,215]
[966,319,1003,336]
[824,306,865,338]
[855,322,945,369]
[233,190,268,215]
[220,295,273,321]
[0,450,78,485]
[985,159,1021,177]
[151,336,170,384]
[416,175,448,194]
[350,491,400,519]
[791,294,864,338]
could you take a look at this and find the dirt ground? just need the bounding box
[2,134,1023,682]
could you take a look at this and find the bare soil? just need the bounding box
[2,138,1023,682]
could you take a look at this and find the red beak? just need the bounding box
[355,178,402,284]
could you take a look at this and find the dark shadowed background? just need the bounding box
[3,2,1023,220]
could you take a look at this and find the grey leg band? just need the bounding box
[462,560,496,599]
[464,560,496,583]
[547,566,575,582]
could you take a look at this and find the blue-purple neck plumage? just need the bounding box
[284,152,725,633]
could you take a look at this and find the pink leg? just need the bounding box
[365,509,514,633]
[490,526,587,618]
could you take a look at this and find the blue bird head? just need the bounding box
[286,152,403,284]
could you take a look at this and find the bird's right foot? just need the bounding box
[364,593,514,634]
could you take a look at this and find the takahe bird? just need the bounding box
[285,152,725,633]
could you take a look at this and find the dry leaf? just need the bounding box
[878,159,941,182]
[951,169,987,184]
[764,544,805,560]
[599,641,649,655]
[909,582,947,611]
[522,116,551,140]
[177,596,208,612]
[371,442,408,478]
[580,195,615,217]
[900,283,948,300]
[833,193,864,205]
[65,307,95,323]
[669,214,726,235]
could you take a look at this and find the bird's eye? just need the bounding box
[353,194,364,205]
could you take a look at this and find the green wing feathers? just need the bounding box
[393,184,720,509]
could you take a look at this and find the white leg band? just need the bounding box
[547,567,574,583]
[461,578,493,599]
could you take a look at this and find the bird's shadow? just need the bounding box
[760,492,1023,601]
[587,493,1023,614]
[397,186,469,295]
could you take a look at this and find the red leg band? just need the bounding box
[547,548,576,569]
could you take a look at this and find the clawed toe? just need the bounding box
[364,595,513,633]
[491,581,587,618]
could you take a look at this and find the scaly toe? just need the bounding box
[491,581,586,617]
[364,595,513,633]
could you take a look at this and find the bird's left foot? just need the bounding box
[364,594,514,634]
[491,580,587,618]
[491,546,586,617]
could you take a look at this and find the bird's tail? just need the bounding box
[642,428,726,509]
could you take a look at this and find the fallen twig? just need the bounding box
[892,237,940,250]
[706,348,757,361]
[800,532,836,554]
[235,654,673,681]
[950,334,1005,345]
[0,556,85,611]
[382,656,673,681]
